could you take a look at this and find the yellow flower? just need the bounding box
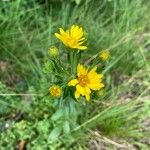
[55,25,87,50]
[49,85,62,98]
[99,49,110,61]
[48,46,59,57]
[68,64,104,101]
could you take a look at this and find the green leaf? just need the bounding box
[75,0,81,5]
[51,109,64,121]
[36,120,50,134]
[63,121,70,134]
[43,60,53,74]
[48,126,62,141]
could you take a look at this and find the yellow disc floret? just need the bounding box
[55,25,87,50]
[49,85,62,98]
[68,64,104,101]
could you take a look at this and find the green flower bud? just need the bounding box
[48,46,59,57]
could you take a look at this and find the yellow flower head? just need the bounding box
[48,46,59,57]
[99,49,110,61]
[49,85,62,98]
[68,64,104,101]
[55,25,87,50]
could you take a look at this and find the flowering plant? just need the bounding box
[41,25,109,141]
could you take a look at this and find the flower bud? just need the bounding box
[99,49,110,61]
[48,46,59,57]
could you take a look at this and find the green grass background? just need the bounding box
[0,0,150,149]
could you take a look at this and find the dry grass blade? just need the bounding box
[88,130,135,150]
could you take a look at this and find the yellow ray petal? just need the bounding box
[84,87,91,101]
[68,79,78,86]
[59,28,65,34]
[76,84,85,96]
[85,94,90,101]
[77,64,87,76]
[55,33,63,40]
[77,46,87,50]
[85,87,91,94]
[88,83,104,91]
[71,25,75,35]
[75,90,80,99]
